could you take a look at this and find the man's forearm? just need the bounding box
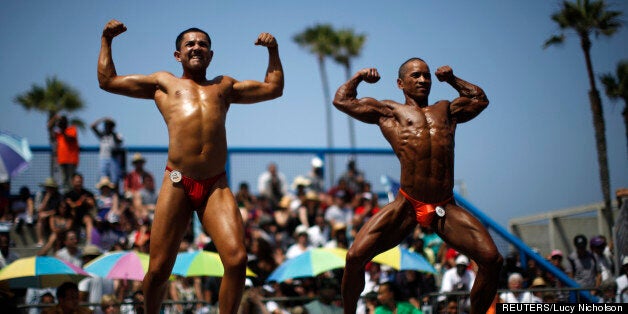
[264,47,284,94]
[447,76,487,101]
[334,72,363,104]
[98,36,117,88]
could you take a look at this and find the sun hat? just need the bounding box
[131,153,146,163]
[550,249,563,258]
[95,176,116,189]
[455,255,470,266]
[39,177,59,188]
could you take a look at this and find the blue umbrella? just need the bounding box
[0,130,33,182]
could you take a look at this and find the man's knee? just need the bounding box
[478,248,503,270]
[345,247,367,268]
[221,248,247,270]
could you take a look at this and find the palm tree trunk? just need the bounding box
[318,55,335,184]
[622,102,628,157]
[47,112,57,179]
[581,35,613,233]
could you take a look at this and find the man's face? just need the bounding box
[397,60,432,100]
[72,175,83,189]
[175,32,213,70]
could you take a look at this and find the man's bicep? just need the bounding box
[449,97,488,123]
[231,79,277,104]
[106,73,161,99]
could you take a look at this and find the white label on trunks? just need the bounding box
[169,170,182,183]
[435,206,446,217]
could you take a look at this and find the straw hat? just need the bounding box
[531,277,547,288]
[82,244,102,257]
[95,176,116,189]
[305,191,320,202]
[39,177,59,188]
[131,153,146,163]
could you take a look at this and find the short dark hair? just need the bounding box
[176,28,211,50]
[398,57,427,78]
[56,282,78,299]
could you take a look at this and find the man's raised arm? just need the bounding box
[231,33,284,104]
[333,68,389,124]
[98,19,158,99]
[435,65,489,123]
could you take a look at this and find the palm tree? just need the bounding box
[543,0,623,233]
[294,24,338,182]
[14,76,85,177]
[332,28,367,153]
[600,60,628,155]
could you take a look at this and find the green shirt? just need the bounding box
[375,301,423,314]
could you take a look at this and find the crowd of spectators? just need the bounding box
[1,154,627,314]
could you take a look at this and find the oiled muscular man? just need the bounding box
[98,19,283,314]
[333,58,501,314]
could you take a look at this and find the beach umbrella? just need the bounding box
[172,250,256,277]
[0,256,89,288]
[0,130,33,182]
[372,246,437,273]
[83,250,149,281]
[267,248,347,283]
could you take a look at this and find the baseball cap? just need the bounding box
[550,249,563,258]
[589,236,605,247]
[573,234,587,247]
[455,255,470,266]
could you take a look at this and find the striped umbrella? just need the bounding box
[84,250,149,281]
[372,246,437,273]
[0,130,33,182]
[266,248,347,282]
[172,250,257,277]
[0,256,89,288]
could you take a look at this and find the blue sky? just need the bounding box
[1,0,627,227]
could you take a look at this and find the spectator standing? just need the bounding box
[567,234,600,291]
[91,117,124,190]
[258,163,288,206]
[306,157,325,193]
[48,115,80,192]
[338,159,364,195]
[615,256,628,302]
[590,235,614,282]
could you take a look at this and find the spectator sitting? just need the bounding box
[285,225,312,259]
[615,256,628,303]
[35,178,63,247]
[375,281,422,314]
[304,277,343,314]
[439,255,475,304]
[42,281,93,314]
[38,201,74,256]
[123,153,153,198]
[258,162,288,206]
[499,273,536,303]
[100,294,121,314]
[12,186,35,231]
[95,177,120,223]
[64,173,96,245]
[133,173,157,224]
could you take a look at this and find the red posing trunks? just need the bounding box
[398,188,452,227]
[166,166,226,209]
